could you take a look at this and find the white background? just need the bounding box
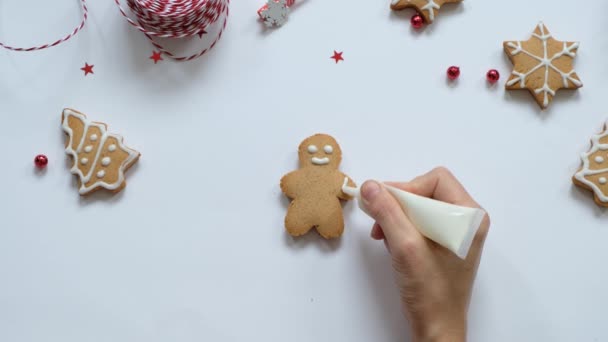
[0,0,607,341]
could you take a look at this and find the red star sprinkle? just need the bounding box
[81,63,94,76]
[330,51,344,64]
[198,29,208,39]
[150,51,163,64]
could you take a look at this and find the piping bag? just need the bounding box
[342,178,486,259]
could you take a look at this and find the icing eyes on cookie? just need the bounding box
[308,145,318,153]
[324,145,333,154]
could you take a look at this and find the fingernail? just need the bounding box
[361,181,381,203]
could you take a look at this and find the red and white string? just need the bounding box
[0,0,88,52]
[115,0,229,62]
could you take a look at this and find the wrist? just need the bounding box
[411,317,466,342]
[413,331,465,342]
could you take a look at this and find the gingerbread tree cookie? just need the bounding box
[504,22,582,109]
[62,108,140,195]
[280,134,355,239]
[390,0,462,24]
[573,123,608,207]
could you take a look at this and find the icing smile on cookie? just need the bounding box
[308,144,333,166]
[312,157,330,165]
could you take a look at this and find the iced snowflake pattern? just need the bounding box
[504,23,582,109]
[260,0,290,27]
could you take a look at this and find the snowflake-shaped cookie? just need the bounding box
[573,123,608,207]
[390,0,462,23]
[260,0,289,27]
[504,23,582,109]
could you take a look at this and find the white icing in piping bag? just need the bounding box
[342,178,485,259]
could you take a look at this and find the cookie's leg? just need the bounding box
[285,200,315,237]
[315,201,344,239]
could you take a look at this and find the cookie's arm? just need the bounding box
[280,171,302,199]
[338,174,356,200]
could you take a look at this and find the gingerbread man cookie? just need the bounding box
[62,108,140,195]
[390,0,462,24]
[573,123,608,207]
[280,134,355,239]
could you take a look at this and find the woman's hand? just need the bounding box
[360,167,490,342]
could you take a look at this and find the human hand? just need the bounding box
[360,167,490,342]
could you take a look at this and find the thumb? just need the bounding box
[360,180,418,244]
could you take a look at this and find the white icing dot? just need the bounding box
[80,158,88,165]
[84,145,93,153]
[600,177,607,185]
[307,145,318,153]
[101,157,111,166]
[595,156,605,164]
[90,134,98,142]
[108,144,116,152]
[324,145,333,154]
[97,170,106,178]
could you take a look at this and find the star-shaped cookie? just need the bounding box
[504,22,582,109]
[390,0,462,23]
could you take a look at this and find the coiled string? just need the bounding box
[0,0,88,52]
[115,0,229,61]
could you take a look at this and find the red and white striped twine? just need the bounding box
[0,0,88,52]
[115,0,229,62]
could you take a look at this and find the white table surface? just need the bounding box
[1,0,607,341]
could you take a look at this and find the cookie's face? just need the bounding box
[298,134,342,169]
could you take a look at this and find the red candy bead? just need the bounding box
[411,13,424,29]
[34,154,48,168]
[486,69,500,83]
[447,66,460,80]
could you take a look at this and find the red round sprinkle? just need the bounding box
[486,69,500,83]
[447,66,460,80]
[410,13,424,29]
[34,154,48,168]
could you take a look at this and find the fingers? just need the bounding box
[371,223,385,240]
[360,180,419,244]
[386,167,478,207]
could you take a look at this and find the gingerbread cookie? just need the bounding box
[573,123,608,207]
[504,22,582,109]
[62,108,140,195]
[280,134,355,239]
[390,0,462,24]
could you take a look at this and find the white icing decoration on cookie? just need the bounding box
[101,157,111,166]
[324,145,333,154]
[80,158,88,165]
[574,124,608,203]
[392,0,440,20]
[506,23,581,108]
[308,145,318,153]
[97,170,105,178]
[62,109,139,195]
[420,0,440,21]
[600,177,607,185]
[84,145,93,153]
[312,157,330,165]
[90,134,98,142]
[108,144,116,152]
[595,156,604,164]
